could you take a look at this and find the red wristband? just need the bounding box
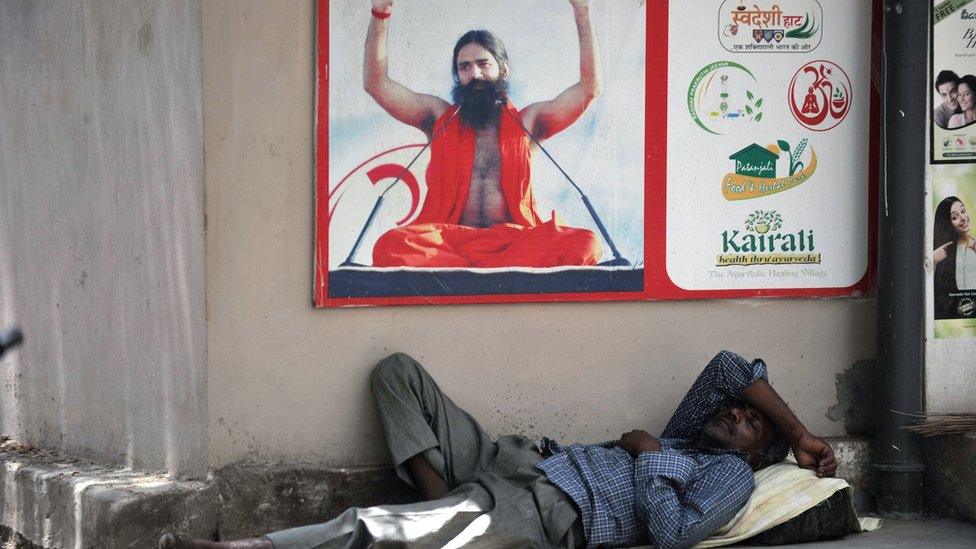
[371,8,391,19]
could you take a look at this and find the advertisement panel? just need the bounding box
[315,0,650,307]
[932,0,976,164]
[931,165,976,338]
[314,1,875,307]
[652,0,875,298]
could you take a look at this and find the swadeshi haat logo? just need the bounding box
[687,61,764,135]
[717,210,821,266]
[718,0,823,53]
[723,139,817,200]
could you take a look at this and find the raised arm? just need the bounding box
[364,0,449,135]
[660,351,768,440]
[520,0,603,140]
[743,379,836,477]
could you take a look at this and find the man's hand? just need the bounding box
[792,432,837,478]
[371,0,393,13]
[617,429,662,457]
[568,0,591,8]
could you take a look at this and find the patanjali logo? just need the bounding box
[723,139,817,200]
[716,210,821,266]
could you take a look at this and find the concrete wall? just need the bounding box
[925,340,976,414]
[202,0,876,470]
[0,1,207,476]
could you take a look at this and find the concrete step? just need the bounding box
[738,518,976,548]
[0,445,216,548]
[0,434,929,548]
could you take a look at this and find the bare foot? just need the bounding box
[159,533,273,549]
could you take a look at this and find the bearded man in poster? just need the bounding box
[364,0,604,268]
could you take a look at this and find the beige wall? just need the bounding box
[0,1,207,476]
[202,0,876,469]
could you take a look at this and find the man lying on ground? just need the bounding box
[161,350,836,549]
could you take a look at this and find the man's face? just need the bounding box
[455,43,506,86]
[938,81,959,110]
[700,404,775,469]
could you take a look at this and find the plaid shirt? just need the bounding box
[536,351,769,549]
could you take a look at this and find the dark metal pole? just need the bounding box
[874,0,926,515]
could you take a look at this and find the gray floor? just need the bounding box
[736,518,976,548]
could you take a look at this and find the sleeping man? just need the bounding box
[162,350,836,549]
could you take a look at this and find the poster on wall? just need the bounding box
[315,0,651,307]
[648,0,876,299]
[931,0,976,164]
[931,165,976,338]
[314,1,875,307]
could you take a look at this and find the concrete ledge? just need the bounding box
[213,463,418,539]
[827,436,874,512]
[0,445,419,547]
[0,437,872,547]
[0,446,217,548]
[925,432,976,523]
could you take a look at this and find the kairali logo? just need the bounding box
[722,139,817,200]
[717,210,821,267]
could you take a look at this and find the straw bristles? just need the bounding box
[898,412,976,437]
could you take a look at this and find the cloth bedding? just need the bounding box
[690,456,882,548]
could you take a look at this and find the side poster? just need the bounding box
[932,0,976,164]
[315,1,650,307]
[651,0,875,298]
[931,165,976,338]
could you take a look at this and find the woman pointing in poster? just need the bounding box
[934,196,976,317]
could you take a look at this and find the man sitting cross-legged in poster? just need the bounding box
[161,351,837,549]
[365,0,603,268]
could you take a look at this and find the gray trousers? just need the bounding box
[265,353,582,549]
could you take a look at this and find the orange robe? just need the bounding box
[372,102,600,268]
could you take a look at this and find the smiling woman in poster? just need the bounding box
[948,75,976,129]
[934,197,976,318]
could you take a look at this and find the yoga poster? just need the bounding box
[649,0,876,298]
[931,0,976,164]
[315,0,650,307]
[931,165,976,338]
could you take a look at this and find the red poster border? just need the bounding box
[313,1,878,307]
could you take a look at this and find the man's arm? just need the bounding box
[661,351,766,440]
[364,0,449,135]
[743,380,837,477]
[520,0,602,140]
[635,452,754,549]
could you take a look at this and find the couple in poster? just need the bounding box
[932,69,976,130]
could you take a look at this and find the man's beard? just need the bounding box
[696,427,729,451]
[451,78,509,129]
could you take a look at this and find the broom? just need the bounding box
[894,411,976,436]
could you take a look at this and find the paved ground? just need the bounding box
[737,518,976,548]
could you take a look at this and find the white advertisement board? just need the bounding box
[664,0,872,292]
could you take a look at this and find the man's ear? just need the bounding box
[499,62,509,80]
